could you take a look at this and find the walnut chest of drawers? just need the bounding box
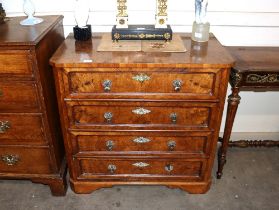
[0,16,67,195]
[50,34,234,194]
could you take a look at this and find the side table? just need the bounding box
[217,47,279,179]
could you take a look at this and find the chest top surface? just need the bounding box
[50,33,234,69]
[0,15,63,46]
[226,47,279,72]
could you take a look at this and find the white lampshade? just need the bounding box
[20,0,43,25]
[74,0,90,28]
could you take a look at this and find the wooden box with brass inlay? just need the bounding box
[50,33,234,194]
[0,16,67,196]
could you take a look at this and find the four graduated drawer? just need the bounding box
[0,15,67,196]
[64,69,219,180]
[51,33,234,194]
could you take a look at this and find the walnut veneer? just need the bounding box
[0,16,67,196]
[50,34,234,194]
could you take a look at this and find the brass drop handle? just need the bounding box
[1,154,20,166]
[173,80,183,91]
[165,164,174,173]
[167,140,176,151]
[102,80,112,92]
[0,121,11,133]
[108,164,117,174]
[170,113,177,124]
[106,140,114,151]
[104,112,113,123]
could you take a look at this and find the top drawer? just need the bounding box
[62,68,222,100]
[0,50,33,77]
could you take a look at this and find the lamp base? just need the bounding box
[20,16,43,26]
[191,21,210,42]
[73,25,92,41]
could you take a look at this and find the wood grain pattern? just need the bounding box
[0,114,45,145]
[68,70,215,95]
[0,50,32,76]
[51,33,233,194]
[77,158,204,178]
[50,34,234,68]
[71,131,211,155]
[69,101,213,128]
[0,82,39,112]
[0,147,51,174]
[0,16,67,196]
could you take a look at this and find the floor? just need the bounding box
[0,147,278,210]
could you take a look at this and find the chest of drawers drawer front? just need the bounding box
[0,147,52,174]
[68,101,216,129]
[65,69,220,99]
[0,50,32,76]
[70,131,211,156]
[76,157,205,179]
[0,114,45,145]
[0,82,39,112]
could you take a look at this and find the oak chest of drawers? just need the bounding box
[0,16,67,195]
[50,34,234,194]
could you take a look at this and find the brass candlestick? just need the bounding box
[116,0,128,28]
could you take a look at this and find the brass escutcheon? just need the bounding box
[132,108,151,115]
[1,154,20,166]
[132,74,150,83]
[0,121,11,133]
[133,137,151,144]
[132,162,150,168]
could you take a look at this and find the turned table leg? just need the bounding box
[217,87,241,179]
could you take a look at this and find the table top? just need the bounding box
[50,33,234,69]
[0,15,63,46]
[226,47,279,72]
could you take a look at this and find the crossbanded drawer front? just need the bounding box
[65,69,220,99]
[0,82,39,112]
[0,146,52,174]
[68,101,216,128]
[0,114,46,145]
[0,50,32,76]
[70,131,211,155]
[76,158,205,179]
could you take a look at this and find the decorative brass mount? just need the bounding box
[115,0,169,28]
